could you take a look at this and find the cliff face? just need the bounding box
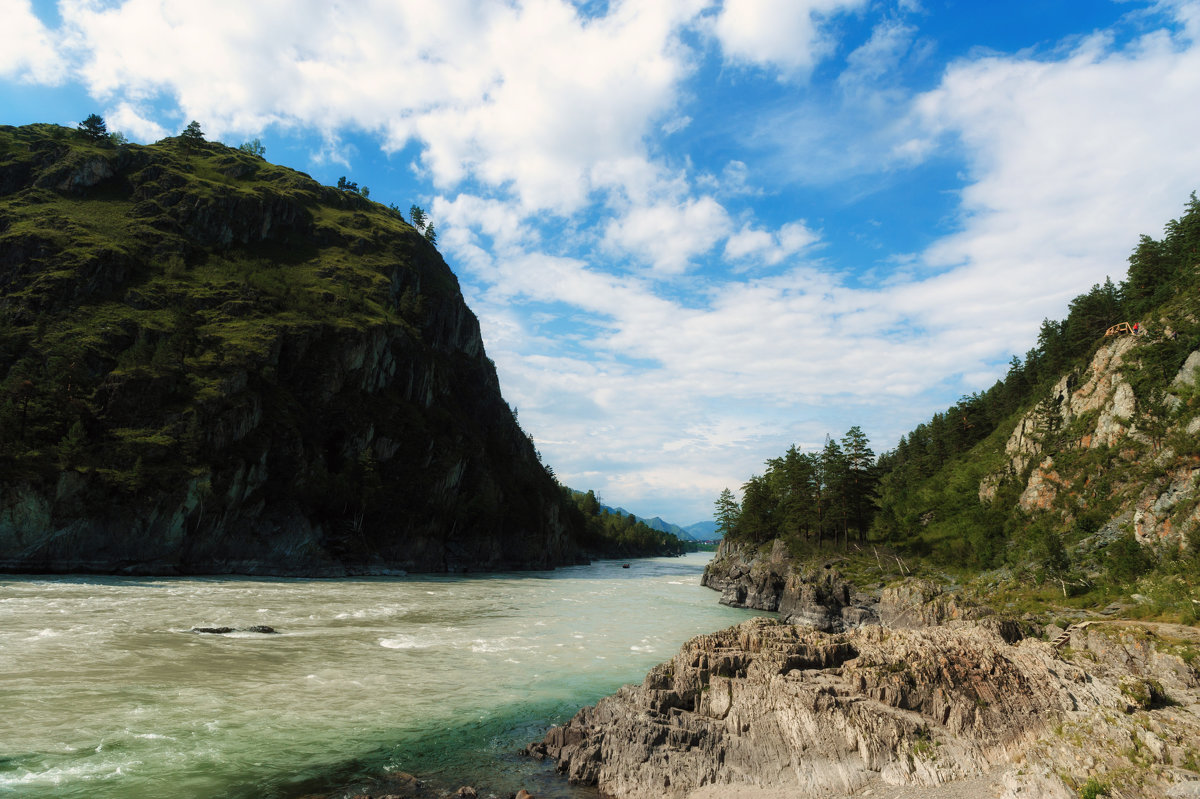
[979,332,1200,551]
[0,123,583,574]
[701,539,879,630]
[529,616,1200,799]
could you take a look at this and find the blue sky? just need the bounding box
[3,0,1200,525]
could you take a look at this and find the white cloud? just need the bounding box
[49,0,705,214]
[837,18,918,106]
[724,220,819,265]
[604,195,733,274]
[712,0,869,77]
[909,5,1200,354]
[0,0,64,83]
[468,3,1200,520]
[433,193,538,253]
[104,101,168,142]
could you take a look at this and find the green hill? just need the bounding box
[713,193,1200,620]
[0,122,585,574]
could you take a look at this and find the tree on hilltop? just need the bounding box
[78,114,107,142]
[180,120,205,151]
[408,205,437,245]
[238,138,266,158]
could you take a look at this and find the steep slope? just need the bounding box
[979,331,1200,549]
[0,123,583,575]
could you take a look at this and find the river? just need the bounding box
[0,552,757,799]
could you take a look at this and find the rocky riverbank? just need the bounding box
[528,602,1200,798]
[700,539,998,632]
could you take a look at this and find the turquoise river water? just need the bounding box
[0,552,759,799]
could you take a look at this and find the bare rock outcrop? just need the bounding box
[700,539,791,612]
[701,539,878,631]
[878,580,995,630]
[978,331,1200,549]
[529,617,1200,799]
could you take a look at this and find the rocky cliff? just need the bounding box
[0,123,584,574]
[978,330,1200,552]
[529,615,1200,799]
[700,538,880,630]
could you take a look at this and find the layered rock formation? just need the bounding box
[0,123,584,574]
[529,616,1200,799]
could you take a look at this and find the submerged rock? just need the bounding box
[190,625,276,634]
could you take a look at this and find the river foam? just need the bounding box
[1,553,755,799]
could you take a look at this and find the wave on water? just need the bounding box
[378,635,436,649]
[470,636,534,654]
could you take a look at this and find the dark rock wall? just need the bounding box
[0,125,584,575]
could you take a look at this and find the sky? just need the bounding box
[3,0,1200,526]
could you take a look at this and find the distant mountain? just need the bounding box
[683,521,720,540]
[595,504,720,541]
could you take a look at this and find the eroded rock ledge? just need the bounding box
[700,539,995,632]
[527,616,1200,799]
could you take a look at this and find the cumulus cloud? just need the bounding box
[104,100,168,142]
[711,0,869,77]
[454,2,1200,519]
[908,7,1200,354]
[604,196,733,274]
[724,221,819,265]
[43,0,706,214]
[0,0,65,83]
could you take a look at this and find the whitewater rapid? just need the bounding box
[0,552,755,799]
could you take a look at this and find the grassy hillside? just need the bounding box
[0,122,582,573]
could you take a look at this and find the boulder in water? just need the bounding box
[190,625,277,634]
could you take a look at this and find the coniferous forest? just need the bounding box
[715,193,1200,581]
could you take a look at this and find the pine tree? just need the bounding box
[714,487,740,538]
[840,426,875,543]
[77,114,107,141]
[409,205,426,229]
[180,120,204,151]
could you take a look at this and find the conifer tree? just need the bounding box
[180,120,204,151]
[78,114,107,141]
[714,487,740,538]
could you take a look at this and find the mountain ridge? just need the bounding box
[0,122,586,575]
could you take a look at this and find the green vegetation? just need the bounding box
[714,426,876,554]
[0,122,581,571]
[76,113,107,142]
[563,489,691,557]
[715,194,1200,613]
[0,123,428,492]
[1079,776,1110,799]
